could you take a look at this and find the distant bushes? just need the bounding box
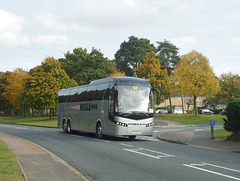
[210,109,223,114]
[155,107,170,111]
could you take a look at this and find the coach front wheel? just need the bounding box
[96,123,103,139]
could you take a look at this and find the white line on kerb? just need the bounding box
[183,163,240,180]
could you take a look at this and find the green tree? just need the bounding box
[24,57,77,119]
[218,72,240,102]
[60,48,115,85]
[156,39,181,113]
[115,35,156,76]
[170,50,220,116]
[136,51,168,103]
[156,39,181,75]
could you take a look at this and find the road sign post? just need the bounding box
[209,119,215,139]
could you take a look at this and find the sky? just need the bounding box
[0,0,240,76]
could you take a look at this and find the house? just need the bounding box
[159,92,207,112]
[159,92,226,112]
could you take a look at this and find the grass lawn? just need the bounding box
[154,113,226,125]
[0,140,25,181]
[0,114,57,128]
[214,129,232,139]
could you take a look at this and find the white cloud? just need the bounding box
[35,13,68,32]
[35,13,82,33]
[0,9,30,47]
[172,36,197,45]
[32,34,68,45]
[72,0,194,28]
[232,37,240,45]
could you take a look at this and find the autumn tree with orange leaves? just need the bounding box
[136,51,168,103]
[2,68,29,116]
[170,50,220,115]
[24,57,77,119]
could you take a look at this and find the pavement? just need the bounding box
[1,122,240,181]
[0,132,88,181]
[156,120,240,153]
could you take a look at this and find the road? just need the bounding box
[0,123,240,181]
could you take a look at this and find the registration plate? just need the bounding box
[132,130,141,134]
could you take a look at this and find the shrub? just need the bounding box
[210,109,223,114]
[155,107,170,111]
[223,98,240,140]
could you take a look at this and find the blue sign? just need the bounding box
[209,119,215,126]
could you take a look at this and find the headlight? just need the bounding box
[115,121,128,127]
[146,123,154,127]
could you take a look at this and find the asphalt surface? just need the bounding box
[0,121,240,181]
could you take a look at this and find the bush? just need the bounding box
[210,109,223,114]
[223,98,240,140]
[155,107,170,111]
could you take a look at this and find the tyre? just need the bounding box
[67,120,71,133]
[96,123,103,139]
[62,120,67,133]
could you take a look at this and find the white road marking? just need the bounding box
[120,143,134,147]
[69,134,83,138]
[123,147,175,160]
[183,162,240,180]
[195,129,204,132]
[202,162,240,173]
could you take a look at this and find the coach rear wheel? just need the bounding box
[96,123,103,139]
[67,120,72,133]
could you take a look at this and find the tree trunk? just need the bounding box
[11,107,14,116]
[22,106,25,117]
[194,95,198,116]
[181,94,184,114]
[49,108,53,120]
[169,93,173,114]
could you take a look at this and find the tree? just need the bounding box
[0,72,13,114]
[136,51,168,103]
[170,50,220,115]
[156,39,181,75]
[2,69,29,116]
[60,47,115,85]
[24,57,77,119]
[156,39,181,113]
[218,72,240,102]
[115,35,156,76]
[108,62,126,77]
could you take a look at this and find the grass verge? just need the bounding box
[0,140,25,181]
[0,114,57,128]
[214,129,232,139]
[154,114,226,125]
